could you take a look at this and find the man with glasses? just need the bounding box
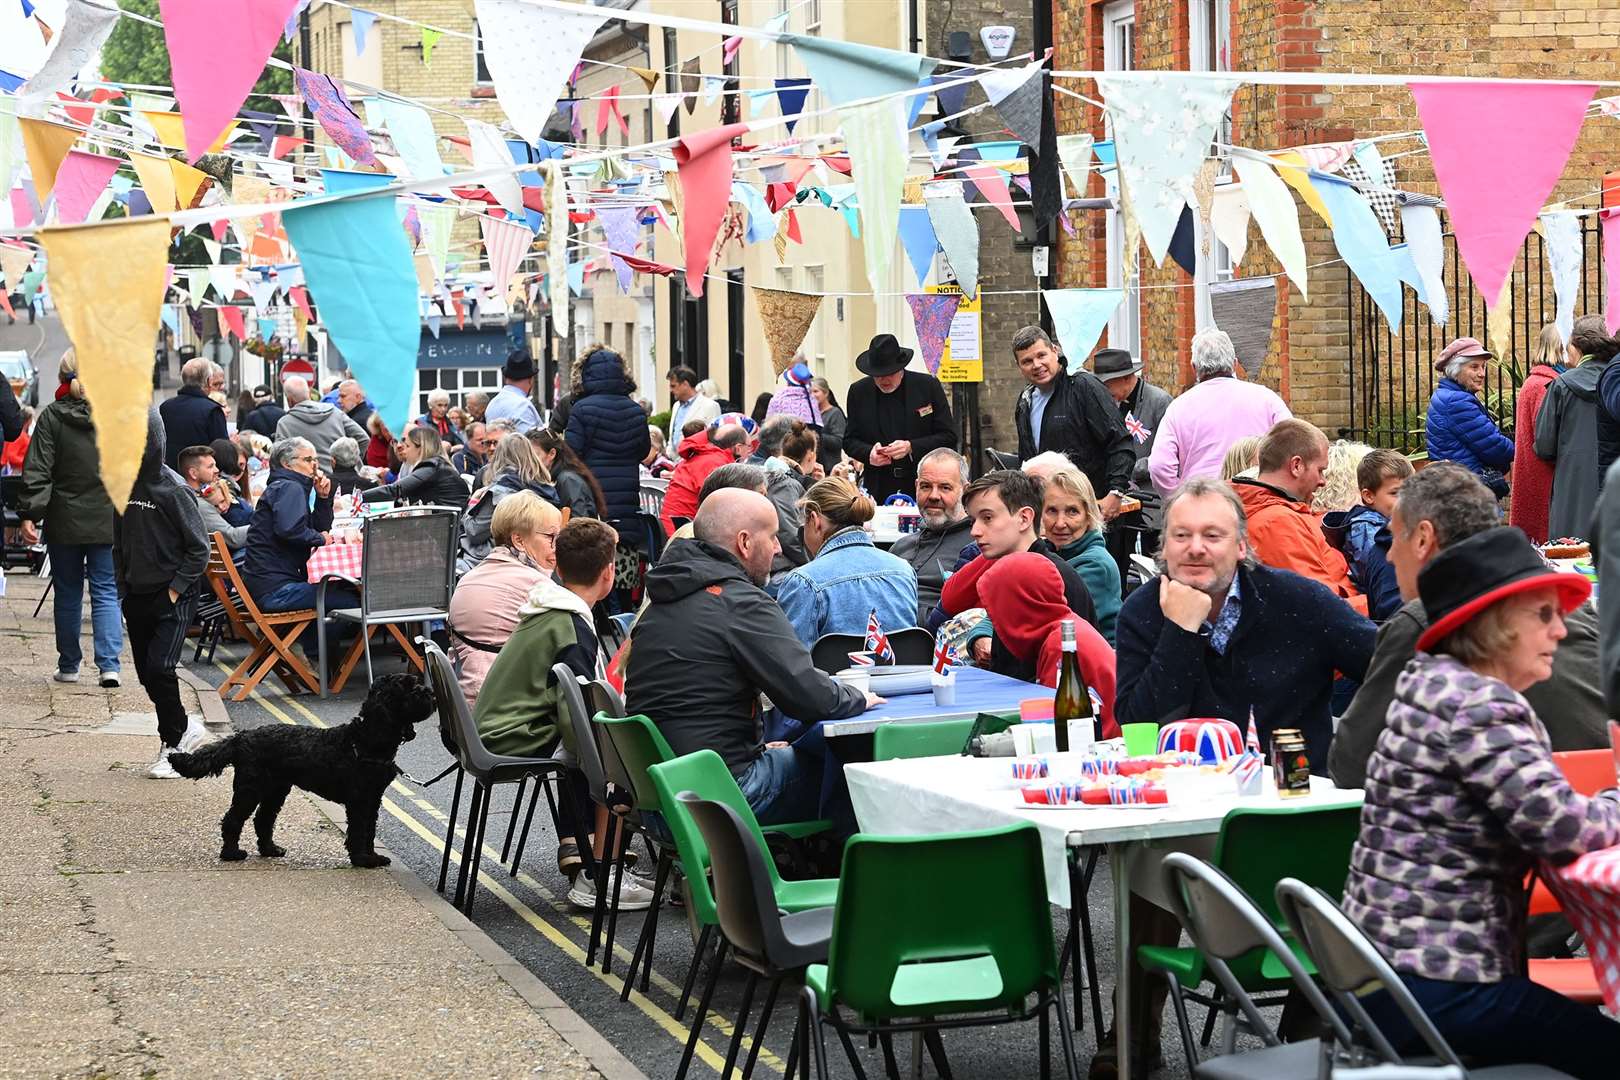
[240,438,360,667]
[451,421,494,477]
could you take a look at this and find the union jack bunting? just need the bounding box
[1124,411,1151,443]
[865,610,895,665]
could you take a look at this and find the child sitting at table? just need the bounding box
[979,552,1117,738]
[1323,448,1410,622]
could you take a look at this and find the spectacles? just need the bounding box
[536,531,559,544]
[1526,603,1561,625]
[293,454,317,463]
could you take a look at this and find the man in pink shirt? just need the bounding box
[1148,328,1292,495]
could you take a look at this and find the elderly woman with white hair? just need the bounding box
[1146,327,1293,496]
[1426,336,1513,497]
[416,388,464,448]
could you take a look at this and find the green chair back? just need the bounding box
[1212,804,1360,924]
[872,718,975,761]
[825,823,1057,1022]
[593,713,676,815]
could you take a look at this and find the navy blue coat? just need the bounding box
[240,467,334,602]
[565,351,651,522]
[159,386,229,468]
[1115,562,1375,772]
[1425,378,1512,476]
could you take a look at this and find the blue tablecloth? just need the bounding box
[857,666,1051,728]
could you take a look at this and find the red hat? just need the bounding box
[1415,526,1590,653]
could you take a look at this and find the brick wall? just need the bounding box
[1052,0,1620,435]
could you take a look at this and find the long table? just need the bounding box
[821,667,1051,738]
[846,753,1363,1080]
[1545,846,1620,1012]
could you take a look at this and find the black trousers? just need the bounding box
[123,588,198,747]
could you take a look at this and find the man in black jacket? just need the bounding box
[0,370,22,442]
[159,358,229,468]
[241,437,359,617]
[842,334,957,504]
[240,385,285,438]
[890,447,976,621]
[626,488,877,826]
[1011,326,1134,520]
[117,413,211,778]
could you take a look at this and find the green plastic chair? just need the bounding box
[1137,803,1360,1070]
[645,748,840,1024]
[797,823,1081,1080]
[871,717,975,761]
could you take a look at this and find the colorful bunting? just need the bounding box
[1310,173,1406,331]
[127,152,178,213]
[1541,210,1583,344]
[474,0,608,145]
[1230,153,1307,298]
[158,0,298,160]
[465,118,522,216]
[1400,202,1447,327]
[680,58,701,113]
[480,212,532,299]
[52,149,118,224]
[370,98,445,180]
[1055,133,1094,200]
[1270,151,1333,226]
[905,292,961,375]
[0,246,34,292]
[1096,72,1239,265]
[419,27,443,66]
[1043,289,1124,374]
[925,180,979,300]
[672,123,747,297]
[1210,182,1250,266]
[19,0,119,109]
[38,215,171,510]
[962,163,1019,232]
[283,193,419,439]
[1411,80,1595,314]
[897,205,938,287]
[751,286,823,375]
[351,8,377,54]
[217,303,246,341]
[19,117,77,202]
[841,99,907,288]
[595,84,629,138]
[981,61,1044,147]
[775,78,811,135]
[596,206,641,293]
[294,68,381,168]
[786,34,938,108]
[545,159,569,328]
[1605,210,1620,335]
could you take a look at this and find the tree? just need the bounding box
[98,0,294,113]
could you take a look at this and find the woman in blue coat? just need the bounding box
[1425,336,1512,496]
[563,347,652,524]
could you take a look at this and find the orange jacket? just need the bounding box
[1232,478,1368,617]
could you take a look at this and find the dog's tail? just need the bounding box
[168,737,240,779]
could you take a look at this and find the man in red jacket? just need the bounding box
[659,417,753,536]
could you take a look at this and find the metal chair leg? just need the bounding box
[1040,1004,1052,1080]
[877,1027,900,1080]
[721,970,759,1079]
[509,776,543,876]
[463,781,492,917]
[586,822,613,968]
[742,974,782,1080]
[362,621,374,687]
[603,817,629,975]
[436,766,465,893]
[676,923,712,1021]
[500,777,527,863]
[833,1021,870,1080]
[452,780,484,908]
[622,849,671,1002]
[1053,991,1083,1080]
[1165,969,1199,1073]
[923,1029,953,1080]
[675,938,728,1080]
[1078,848,1104,1034]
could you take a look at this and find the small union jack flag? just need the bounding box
[1246,708,1262,758]
[865,610,895,665]
[1124,410,1151,444]
[932,634,952,674]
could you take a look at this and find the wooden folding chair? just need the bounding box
[214,534,320,702]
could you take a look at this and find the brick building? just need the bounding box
[1052,0,1618,445]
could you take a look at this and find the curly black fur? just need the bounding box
[170,673,438,867]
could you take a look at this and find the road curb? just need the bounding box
[302,792,647,1080]
[177,666,231,728]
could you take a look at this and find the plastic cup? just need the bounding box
[1121,722,1159,758]
[834,669,870,695]
[931,671,956,707]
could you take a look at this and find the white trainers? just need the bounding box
[52,670,79,683]
[567,870,656,912]
[177,718,209,753]
[98,670,120,688]
[147,747,181,780]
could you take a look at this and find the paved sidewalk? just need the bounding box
[0,571,638,1079]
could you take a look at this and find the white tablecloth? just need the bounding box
[846,754,1364,907]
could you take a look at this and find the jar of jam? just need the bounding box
[1271,728,1310,798]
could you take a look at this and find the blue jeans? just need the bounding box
[1361,972,1620,1080]
[256,580,361,656]
[47,543,121,675]
[736,745,824,828]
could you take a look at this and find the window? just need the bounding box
[417,367,500,414]
[473,21,492,84]
[803,265,825,365]
[1189,0,1234,331]
[1102,0,1140,358]
[775,0,793,78]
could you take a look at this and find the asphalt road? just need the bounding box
[194,641,1232,1080]
[0,309,70,393]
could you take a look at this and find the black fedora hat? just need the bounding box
[1416,526,1590,653]
[856,333,914,377]
[503,349,537,379]
[1091,348,1142,381]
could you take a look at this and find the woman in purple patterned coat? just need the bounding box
[1342,525,1620,1078]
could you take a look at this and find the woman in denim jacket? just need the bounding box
[776,476,918,647]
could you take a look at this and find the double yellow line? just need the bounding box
[211,658,786,1077]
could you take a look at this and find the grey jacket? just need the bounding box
[1534,356,1609,539]
[1595,458,1620,715]
[889,514,975,622]
[187,486,248,550]
[1122,377,1172,528]
[274,401,369,471]
[1330,596,1608,789]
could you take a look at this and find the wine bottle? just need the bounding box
[1054,619,1092,752]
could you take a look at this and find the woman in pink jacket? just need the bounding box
[447,491,560,705]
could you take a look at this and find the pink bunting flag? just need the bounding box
[906,292,962,375]
[53,150,121,224]
[271,134,307,160]
[159,0,302,161]
[210,220,228,243]
[963,164,1020,231]
[289,285,313,322]
[594,84,629,138]
[672,124,748,298]
[480,214,533,299]
[217,304,247,342]
[1605,210,1620,334]
[1410,80,1595,308]
[10,186,34,228]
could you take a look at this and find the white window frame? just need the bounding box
[803,264,825,366]
[1190,0,1234,331]
[1102,0,1139,358]
[473,20,492,85]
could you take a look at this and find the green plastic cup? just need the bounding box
[1121,722,1159,758]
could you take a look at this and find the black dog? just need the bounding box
[170,673,437,867]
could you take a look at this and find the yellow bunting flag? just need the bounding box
[127,152,178,213]
[19,118,80,202]
[1271,151,1333,227]
[38,217,171,511]
[143,112,237,155]
[414,253,436,296]
[0,245,35,291]
[629,66,660,94]
[170,159,212,209]
[750,286,823,375]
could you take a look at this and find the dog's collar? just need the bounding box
[350,743,403,772]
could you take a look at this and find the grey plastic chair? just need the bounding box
[420,640,565,917]
[809,626,934,673]
[1159,852,1345,1080]
[318,505,459,695]
[1274,879,1578,1080]
[679,793,833,1080]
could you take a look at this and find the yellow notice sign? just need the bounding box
[928,283,983,383]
